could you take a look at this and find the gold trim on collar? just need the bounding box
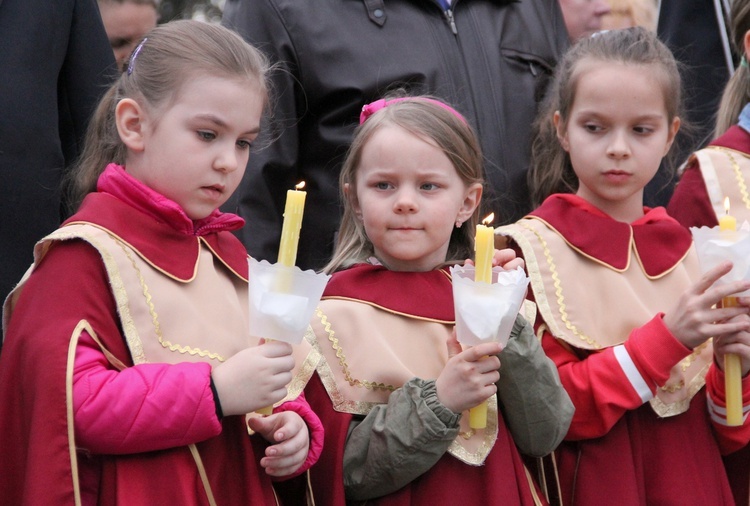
[318,307,397,392]
[285,326,322,402]
[321,296,454,325]
[116,240,226,363]
[47,226,146,363]
[310,304,498,465]
[631,242,692,280]
[516,220,602,349]
[47,225,226,364]
[527,216,631,273]
[200,237,248,282]
[64,221,201,283]
[705,146,750,210]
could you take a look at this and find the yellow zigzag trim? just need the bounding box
[520,221,600,349]
[117,240,226,362]
[317,307,395,392]
[708,146,750,210]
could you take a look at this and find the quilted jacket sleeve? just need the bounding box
[73,327,222,454]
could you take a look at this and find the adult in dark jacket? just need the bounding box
[654,0,734,205]
[222,0,569,271]
[0,0,116,302]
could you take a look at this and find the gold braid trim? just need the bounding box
[659,340,710,393]
[707,146,750,209]
[116,239,226,363]
[318,307,395,392]
[649,362,709,417]
[517,221,601,349]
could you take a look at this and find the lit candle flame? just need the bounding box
[295,181,306,191]
[482,213,495,226]
[724,196,731,215]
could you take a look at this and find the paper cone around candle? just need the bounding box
[690,224,750,296]
[450,265,529,346]
[248,258,331,344]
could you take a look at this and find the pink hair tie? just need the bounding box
[359,97,467,125]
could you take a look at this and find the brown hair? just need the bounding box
[324,96,484,274]
[528,27,683,207]
[66,20,271,211]
[715,0,750,136]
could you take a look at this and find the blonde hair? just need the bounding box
[715,0,750,136]
[528,27,683,207]
[66,20,271,211]
[324,97,484,274]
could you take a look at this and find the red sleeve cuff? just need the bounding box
[624,314,692,387]
[271,392,324,479]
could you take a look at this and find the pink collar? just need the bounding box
[97,163,244,236]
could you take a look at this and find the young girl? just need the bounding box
[667,2,750,503]
[499,27,750,505]
[284,96,574,505]
[0,21,322,505]
[668,0,750,229]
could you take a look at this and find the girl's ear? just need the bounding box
[553,111,570,152]
[744,29,750,60]
[344,183,363,220]
[663,116,681,155]
[457,182,483,224]
[115,98,147,152]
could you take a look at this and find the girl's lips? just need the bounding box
[603,170,631,182]
[201,185,225,199]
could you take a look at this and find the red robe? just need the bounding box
[0,190,280,505]
[503,195,750,506]
[304,264,546,506]
[668,125,750,506]
[668,125,750,229]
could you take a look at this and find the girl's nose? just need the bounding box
[606,130,631,159]
[214,147,240,173]
[393,189,418,213]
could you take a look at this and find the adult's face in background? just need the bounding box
[558,0,612,41]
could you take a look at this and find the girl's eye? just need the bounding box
[633,126,653,135]
[583,123,602,133]
[375,182,392,190]
[237,139,252,150]
[420,183,439,191]
[198,131,216,141]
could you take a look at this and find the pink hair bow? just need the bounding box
[359,97,467,125]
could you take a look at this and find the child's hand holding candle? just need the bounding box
[719,197,743,427]
[256,182,307,415]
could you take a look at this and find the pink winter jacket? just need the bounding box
[74,332,324,468]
